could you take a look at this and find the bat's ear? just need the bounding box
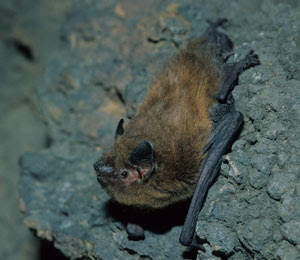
[128,140,155,178]
[115,119,124,140]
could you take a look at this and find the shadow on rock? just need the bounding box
[39,239,69,260]
[106,199,191,235]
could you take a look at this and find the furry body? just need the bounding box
[94,19,259,246]
[97,39,225,208]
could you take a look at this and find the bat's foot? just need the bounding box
[216,50,260,102]
[126,223,145,240]
[242,50,260,70]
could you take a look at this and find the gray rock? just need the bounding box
[250,153,273,175]
[278,191,300,223]
[276,241,300,260]
[281,220,300,245]
[267,172,296,200]
[248,168,269,189]
[237,219,274,253]
[278,152,290,167]
[197,222,238,255]
[17,1,300,260]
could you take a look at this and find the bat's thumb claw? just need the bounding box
[126,223,145,241]
[243,50,260,69]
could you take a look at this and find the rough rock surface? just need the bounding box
[19,0,300,259]
[0,0,71,259]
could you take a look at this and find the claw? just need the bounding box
[243,50,260,70]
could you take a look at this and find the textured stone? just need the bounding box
[276,241,300,260]
[248,168,269,189]
[17,1,300,260]
[237,219,274,253]
[197,222,238,255]
[281,220,300,245]
[267,172,296,200]
[279,192,300,223]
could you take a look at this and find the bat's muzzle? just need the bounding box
[94,160,115,176]
[93,160,102,172]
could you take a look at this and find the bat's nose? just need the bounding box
[93,160,101,172]
[93,160,102,172]
[94,160,115,176]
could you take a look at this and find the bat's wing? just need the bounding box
[179,21,260,249]
[179,111,243,249]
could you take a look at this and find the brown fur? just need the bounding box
[100,40,225,209]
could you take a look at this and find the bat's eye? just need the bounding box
[120,170,129,178]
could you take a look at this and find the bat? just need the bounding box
[94,18,260,249]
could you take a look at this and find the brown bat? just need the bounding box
[94,19,259,249]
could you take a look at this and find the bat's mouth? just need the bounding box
[96,174,107,187]
[95,171,115,188]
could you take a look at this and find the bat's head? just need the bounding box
[94,119,156,208]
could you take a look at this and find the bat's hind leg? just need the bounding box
[203,19,260,103]
[216,50,260,102]
[179,111,244,249]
